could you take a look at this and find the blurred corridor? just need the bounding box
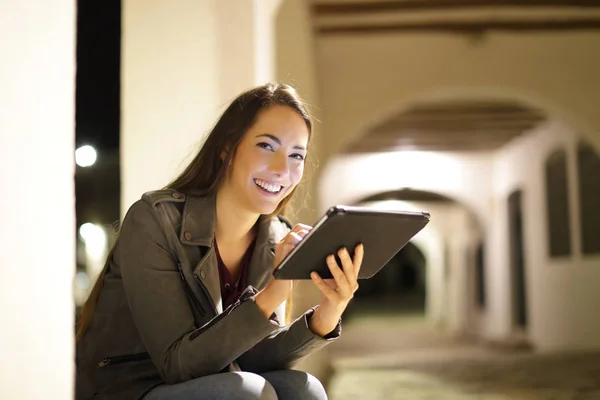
[3,0,600,398]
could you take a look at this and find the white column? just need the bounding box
[121,0,220,212]
[0,1,76,399]
[215,0,282,104]
[122,0,280,213]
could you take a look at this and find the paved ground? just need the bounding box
[326,309,600,400]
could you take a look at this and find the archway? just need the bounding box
[339,188,485,336]
[348,241,427,316]
[318,91,600,346]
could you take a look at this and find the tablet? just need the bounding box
[272,205,430,280]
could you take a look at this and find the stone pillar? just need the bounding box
[121,0,282,212]
[121,0,220,211]
[0,1,76,399]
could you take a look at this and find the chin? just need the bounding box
[256,202,279,216]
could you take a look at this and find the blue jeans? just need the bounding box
[144,370,327,400]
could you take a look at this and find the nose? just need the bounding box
[268,152,289,178]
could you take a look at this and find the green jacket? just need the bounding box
[75,190,340,399]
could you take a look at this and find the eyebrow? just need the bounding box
[255,133,306,151]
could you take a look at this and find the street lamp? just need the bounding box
[75,145,97,167]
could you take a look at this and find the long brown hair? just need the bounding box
[76,83,312,338]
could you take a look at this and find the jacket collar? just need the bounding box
[179,193,279,251]
[179,192,283,314]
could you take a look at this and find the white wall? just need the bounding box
[0,1,76,398]
[492,120,600,351]
[215,0,282,105]
[121,0,285,214]
[121,0,221,212]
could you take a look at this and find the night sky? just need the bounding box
[75,0,121,152]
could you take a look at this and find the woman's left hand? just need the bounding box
[308,243,364,337]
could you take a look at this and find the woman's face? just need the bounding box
[222,105,310,216]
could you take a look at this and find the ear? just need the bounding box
[220,146,229,161]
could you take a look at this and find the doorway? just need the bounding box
[508,190,528,330]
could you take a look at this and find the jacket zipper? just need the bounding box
[177,262,207,317]
[98,352,150,368]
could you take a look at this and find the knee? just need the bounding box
[237,372,278,400]
[276,370,327,400]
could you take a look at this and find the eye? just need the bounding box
[257,142,274,151]
[290,153,305,161]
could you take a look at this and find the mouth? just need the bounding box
[254,178,284,195]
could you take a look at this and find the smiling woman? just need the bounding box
[74,83,364,400]
[222,106,309,215]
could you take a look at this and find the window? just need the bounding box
[577,141,600,255]
[544,148,571,257]
[475,242,486,309]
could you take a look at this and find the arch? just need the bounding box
[318,86,596,231]
[331,85,597,161]
[358,188,455,204]
[354,188,486,239]
[318,150,492,228]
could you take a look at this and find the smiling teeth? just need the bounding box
[254,179,282,193]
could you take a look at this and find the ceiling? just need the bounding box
[307,1,595,153]
[309,0,600,36]
[342,100,548,153]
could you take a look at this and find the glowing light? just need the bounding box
[75,145,97,167]
[79,223,107,261]
[74,271,91,291]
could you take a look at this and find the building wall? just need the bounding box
[121,0,285,213]
[310,25,600,351]
[0,1,76,398]
[121,0,221,212]
[318,120,600,351]
[492,121,600,351]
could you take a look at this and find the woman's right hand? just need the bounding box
[255,223,312,318]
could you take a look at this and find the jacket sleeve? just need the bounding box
[116,200,280,384]
[236,306,341,373]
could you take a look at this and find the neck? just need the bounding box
[214,188,259,246]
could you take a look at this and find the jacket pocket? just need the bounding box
[98,352,151,368]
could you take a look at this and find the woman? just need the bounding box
[75,83,364,400]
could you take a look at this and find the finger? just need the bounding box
[293,223,313,232]
[326,254,351,296]
[295,229,310,239]
[281,229,309,248]
[310,272,338,301]
[290,224,312,238]
[337,247,356,286]
[288,231,303,243]
[280,230,305,248]
[353,243,365,279]
[322,278,337,290]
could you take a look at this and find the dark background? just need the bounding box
[75,0,122,270]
